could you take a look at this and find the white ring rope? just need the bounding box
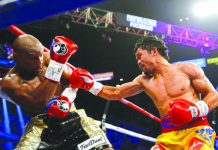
[95,120,156,143]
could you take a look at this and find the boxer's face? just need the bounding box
[135,47,155,75]
[15,50,43,75]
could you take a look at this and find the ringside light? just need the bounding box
[193,0,218,17]
[93,72,114,81]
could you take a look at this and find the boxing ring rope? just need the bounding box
[0,131,19,141]
[95,120,156,143]
[120,98,161,123]
[0,98,24,141]
[16,105,25,134]
[2,98,14,149]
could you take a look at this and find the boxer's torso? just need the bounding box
[140,63,200,117]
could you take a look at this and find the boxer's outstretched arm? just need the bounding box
[70,68,144,100]
[182,63,218,111]
[98,78,144,100]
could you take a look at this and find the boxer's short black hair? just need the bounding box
[134,36,169,60]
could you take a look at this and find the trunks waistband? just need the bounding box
[161,116,209,133]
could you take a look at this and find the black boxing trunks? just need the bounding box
[15,107,112,150]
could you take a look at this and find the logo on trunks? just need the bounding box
[196,127,215,145]
[77,135,106,150]
[57,100,69,112]
[53,42,68,55]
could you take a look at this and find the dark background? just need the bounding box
[0,0,218,149]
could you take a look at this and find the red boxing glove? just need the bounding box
[50,36,78,64]
[168,99,209,126]
[70,68,103,95]
[45,36,78,82]
[46,96,71,119]
[46,88,77,119]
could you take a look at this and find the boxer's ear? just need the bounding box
[150,47,158,56]
[43,52,50,66]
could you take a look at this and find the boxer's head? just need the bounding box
[13,34,44,75]
[134,36,169,76]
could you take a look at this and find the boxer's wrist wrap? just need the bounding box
[189,106,198,118]
[195,100,209,117]
[62,88,78,103]
[45,60,65,82]
[89,81,103,95]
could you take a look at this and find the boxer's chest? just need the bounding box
[143,72,191,99]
